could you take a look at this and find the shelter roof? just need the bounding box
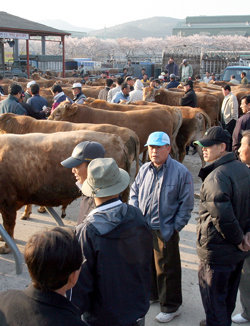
[0,11,70,37]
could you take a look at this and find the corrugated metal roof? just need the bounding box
[0,11,70,36]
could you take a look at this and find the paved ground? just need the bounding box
[0,154,245,325]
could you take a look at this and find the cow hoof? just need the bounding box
[61,213,66,219]
[0,245,11,254]
[37,206,46,213]
[20,213,30,220]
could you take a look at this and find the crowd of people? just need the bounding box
[0,60,249,326]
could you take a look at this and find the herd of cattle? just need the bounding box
[0,74,249,253]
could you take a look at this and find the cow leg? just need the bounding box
[61,205,67,219]
[20,204,32,220]
[141,149,148,164]
[0,208,16,254]
[37,206,46,213]
[197,146,205,167]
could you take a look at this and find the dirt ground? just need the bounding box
[0,153,244,325]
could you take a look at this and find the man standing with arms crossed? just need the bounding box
[130,131,194,323]
[232,130,250,324]
[194,126,250,326]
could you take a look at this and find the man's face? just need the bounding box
[239,136,250,165]
[169,58,174,64]
[27,87,32,95]
[184,85,190,92]
[148,145,171,167]
[201,143,225,163]
[240,98,250,114]
[72,88,80,96]
[222,88,229,97]
[72,162,88,184]
[122,86,130,95]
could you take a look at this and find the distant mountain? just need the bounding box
[39,19,93,33]
[88,17,183,39]
[39,17,183,39]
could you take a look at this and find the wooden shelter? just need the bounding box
[0,11,70,77]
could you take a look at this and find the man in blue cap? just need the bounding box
[130,131,194,323]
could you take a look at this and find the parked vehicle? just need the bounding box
[221,66,250,82]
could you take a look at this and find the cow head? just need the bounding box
[48,101,78,121]
[143,87,156,102]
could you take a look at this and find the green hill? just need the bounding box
[88,16,183,39]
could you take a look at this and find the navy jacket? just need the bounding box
[70,200,152,326]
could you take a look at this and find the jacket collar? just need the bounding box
[198,152,236,181]
[24,284,81,315]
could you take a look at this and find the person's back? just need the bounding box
[69,158,152,326]
[73,203,152,325]
[27,84,48,112]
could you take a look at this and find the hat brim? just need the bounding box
[193,140,223,147]
[81,169,130,198]
[61,156,85,168]
[144,141,169,147]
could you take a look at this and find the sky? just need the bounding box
[2,0,250,30]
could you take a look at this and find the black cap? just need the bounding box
[61,141,105,168]
[194,126,231,147]
[184,80,193,88]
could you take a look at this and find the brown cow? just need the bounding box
[0,130,129,254]
[83,99,211,164]
[48,102,182,160]
[0,113,140,219]
[0,113,140,176]
[143,87,220,126]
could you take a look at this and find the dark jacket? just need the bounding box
[21,102,47,120]
[0,285,87,326]
[197,152,250,265]
[232,111,250,155]
[166,80,180,89]
[181,88,197,107]
[27,94,48,112]
[70,199,152,326]
[165,62,179,76]
[0,95,27,115]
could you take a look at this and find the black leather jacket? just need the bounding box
[197,152,250,265]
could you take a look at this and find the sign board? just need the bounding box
[0,32,29,40]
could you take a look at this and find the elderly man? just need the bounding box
[72,83,86,104]
[221,84,238,137]
[194,126,250,326]
[0,227,86,326]
[232,131,250,325]
[111,82,130,103]
[23,80,36,102]
[166,74,180,89]
[181,80,197,108]
[0,83,27,115]
[69,157,152,326]
[241,72,248,85]
[130,131,194,323]
[232,95,250,156]
[61,141,105,225]
[181,59,193,82]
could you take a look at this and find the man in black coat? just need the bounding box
[194,127,250,326]
[0,227,87,326]
[181,80,197,108]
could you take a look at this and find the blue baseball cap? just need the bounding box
[145,131,171,147]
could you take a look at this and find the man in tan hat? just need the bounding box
[69,158,152,326]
